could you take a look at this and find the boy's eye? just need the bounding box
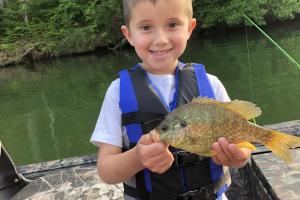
[169,22,178,29]
[140,25,151,31]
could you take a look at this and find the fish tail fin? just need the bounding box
[265,130,300,163]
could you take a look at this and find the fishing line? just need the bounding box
[244,14,300,124]
[244,22,255,103]
[243,14,300,70]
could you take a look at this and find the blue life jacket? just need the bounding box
[119,63,230,200]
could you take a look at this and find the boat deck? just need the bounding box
[12,120,300,200]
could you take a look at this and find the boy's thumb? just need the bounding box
[149,130,160,142]
[139,131,160,145]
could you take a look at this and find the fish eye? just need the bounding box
[180,120,187,128]
[160,123,168,131]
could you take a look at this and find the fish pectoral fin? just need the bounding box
[236,141,257,151]
[223,100,262,120]
[196,150,214,157]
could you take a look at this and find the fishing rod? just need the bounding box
[243,14,300,70]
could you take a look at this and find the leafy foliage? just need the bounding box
[0,0,300,63]
[193,0,300,28]
[0,0,122,59]
[0,8,4,35]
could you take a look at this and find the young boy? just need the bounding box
[91,0,252,199]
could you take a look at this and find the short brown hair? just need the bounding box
[122,0,193,26]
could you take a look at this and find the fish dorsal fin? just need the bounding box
[192,97,262,120]
[223,100,262,120]
[191,97,217,104]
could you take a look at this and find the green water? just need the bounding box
[1,22,300,165]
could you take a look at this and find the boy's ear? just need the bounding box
[187,18,197,38]
[121,25,134,46]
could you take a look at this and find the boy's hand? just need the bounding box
[211,137,252,168]
[135,131,174,174]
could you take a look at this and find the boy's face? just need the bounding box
[121,0,196,74]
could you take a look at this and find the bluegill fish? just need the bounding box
[155,98,300,163]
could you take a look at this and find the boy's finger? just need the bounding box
[151,158,174,174]
[211,154,222,165]
[229,145,252,161]
[144,148,174,171]
[149,130,160,142]
[139,134,155,145]
[143,142,169,158]
[212,142,230,165]
[217,137,233,162]
[139,131,161,145]
[154,151,174,173]
[225,145,251,167]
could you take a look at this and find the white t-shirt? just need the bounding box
[91,72,230,147]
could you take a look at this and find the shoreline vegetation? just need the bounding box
[1,0,300,67]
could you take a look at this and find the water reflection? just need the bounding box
[26,112,41,162]
[41,93,59,158]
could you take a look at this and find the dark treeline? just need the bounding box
[0,0,300,66]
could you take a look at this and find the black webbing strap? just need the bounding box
[172,169,230,200]
[123,176,150,199]
[123,183,138,198]
[136,171,150,200]
[172,185,215,200]
[172,150,207,167]
[122,112,165,126]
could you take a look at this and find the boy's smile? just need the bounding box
[121,0,196,75]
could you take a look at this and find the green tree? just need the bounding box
[0,8,4,35]
[1,0,300,66]
[193,0,300,28]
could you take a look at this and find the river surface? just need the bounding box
[1,21,300,165]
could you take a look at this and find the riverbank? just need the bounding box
[0,40,113,68]
[11,119,300,200]
[1,16,300,69]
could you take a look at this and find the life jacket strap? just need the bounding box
[172,150,207,167]
[172,186,215,200]
[123,183,139,198]
[172,169,230,200]
[124,170,151,200]
[122,112,165,125]
[123,149,207,168]
[124,164,230,200]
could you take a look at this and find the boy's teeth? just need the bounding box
[152,49,169,56]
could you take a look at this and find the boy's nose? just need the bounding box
[153,29,168,46]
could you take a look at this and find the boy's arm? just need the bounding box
[97,143,143,184]
[97,133,174,184]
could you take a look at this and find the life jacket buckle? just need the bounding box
[172,186,215,200]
